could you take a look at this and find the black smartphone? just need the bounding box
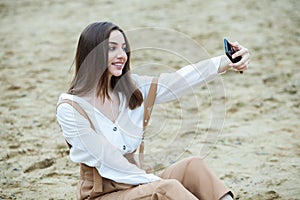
[224,38,243,73]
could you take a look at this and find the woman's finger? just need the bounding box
[237,59,250,71]
[232,47,248,59]
[228,40,240,50]
[230,56,250,71]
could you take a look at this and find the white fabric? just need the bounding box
[56,56,221,185]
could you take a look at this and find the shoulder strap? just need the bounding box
[57,99,95,149]
[143,77,158,130]
[57,99,95,130]
[139,77,158,156]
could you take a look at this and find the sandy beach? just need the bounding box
[0,0,299,199]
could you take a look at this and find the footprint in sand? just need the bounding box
[24,158,55,173]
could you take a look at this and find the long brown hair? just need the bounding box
[69,22,143,109]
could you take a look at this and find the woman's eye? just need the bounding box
[109,46,115,51]
[109,46,126,52]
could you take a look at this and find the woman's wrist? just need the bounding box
[218,55,232,74]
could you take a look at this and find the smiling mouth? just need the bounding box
[112,62,124,69]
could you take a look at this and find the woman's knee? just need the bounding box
[185,156,210,173]
[186,156,206,166]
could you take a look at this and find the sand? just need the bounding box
[0,0,299,199]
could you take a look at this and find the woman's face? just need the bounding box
[107,30,128,77]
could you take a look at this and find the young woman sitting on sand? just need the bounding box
[56,21,250,200]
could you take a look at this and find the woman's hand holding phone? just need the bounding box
[224,38,250,74]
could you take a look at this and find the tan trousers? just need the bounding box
[92,157,233,200]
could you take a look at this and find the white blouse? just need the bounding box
[56,56,221,185]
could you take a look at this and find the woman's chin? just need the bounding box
[112,72,123,77]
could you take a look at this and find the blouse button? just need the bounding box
[113,127,117,131]
[123,145,126,150]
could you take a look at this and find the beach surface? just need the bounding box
[0,0,299,199]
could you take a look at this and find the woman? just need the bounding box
[56,22,249,200]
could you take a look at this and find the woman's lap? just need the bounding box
[99,156,232,200]
[99,178,197,200]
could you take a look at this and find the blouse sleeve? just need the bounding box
[156,56,221,103]
[56,103,161,185]
[134,56,221,104]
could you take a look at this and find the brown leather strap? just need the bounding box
[143,77,158,130]
[57,99,95,131]
[57,99,95,149]
[139,77,158,169]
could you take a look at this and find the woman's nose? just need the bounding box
[117,48,127,58]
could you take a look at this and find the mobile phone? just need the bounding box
[224,38,243,73]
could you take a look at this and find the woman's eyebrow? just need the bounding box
[109,41,126,46]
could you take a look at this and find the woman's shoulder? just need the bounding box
[57,93,88,105]
[56,93,76,115]
[57,93,73,101]
[56,93,92,114]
